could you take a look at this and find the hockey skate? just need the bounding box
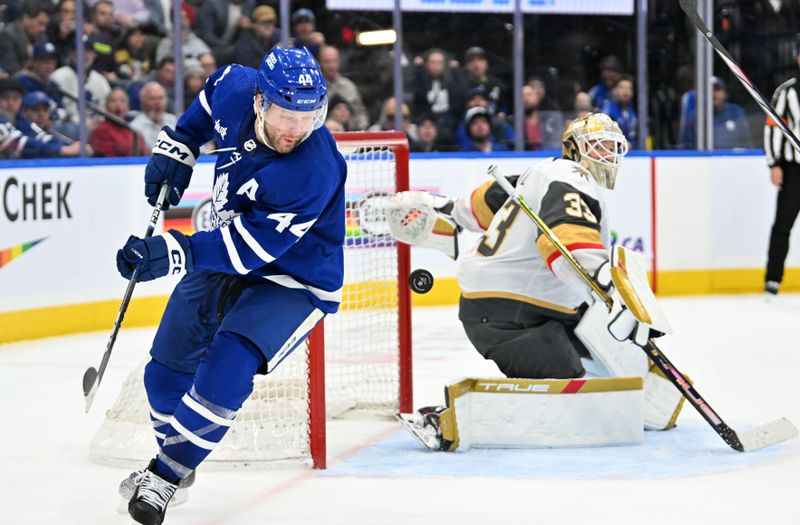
[117,466,193,514]
[396,406,453,451]
[128,460,179,525]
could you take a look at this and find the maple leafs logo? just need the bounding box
[211,173,236,228]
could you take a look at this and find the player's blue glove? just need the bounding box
[145,127,198,209]
[116,229,193,282]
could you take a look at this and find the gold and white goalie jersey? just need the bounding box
[457,158,610,314]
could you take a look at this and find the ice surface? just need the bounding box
[0,295,798,524]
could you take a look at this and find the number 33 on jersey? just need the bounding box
[458,158,610,313]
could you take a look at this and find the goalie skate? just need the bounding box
[396,406,453,451]
[397,412,441,450]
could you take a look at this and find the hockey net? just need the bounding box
[90,132,412,470]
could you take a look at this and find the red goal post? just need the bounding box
[308,131,413,468]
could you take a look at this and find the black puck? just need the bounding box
[409,269,434,294]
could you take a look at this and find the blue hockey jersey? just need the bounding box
[175,64,347,313]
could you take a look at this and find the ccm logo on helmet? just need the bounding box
[296,98,317,104]
[266,53,277,70]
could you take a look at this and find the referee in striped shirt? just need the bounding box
[764,48,800,296]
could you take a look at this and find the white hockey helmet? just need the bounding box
[562,112,628,189]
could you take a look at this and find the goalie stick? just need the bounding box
[679,0,800,153]
[488,165,797,452]
[82,183,169,413]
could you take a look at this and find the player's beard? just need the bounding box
[269,127,302,153]
[254,113,298,153]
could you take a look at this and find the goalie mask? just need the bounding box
[254,47,327,152]
[562,113,628,189]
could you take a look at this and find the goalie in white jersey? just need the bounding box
[389,113,684,450]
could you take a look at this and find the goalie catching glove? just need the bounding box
[386,191,460,259]
[594,245,671,347]
[146,126,198,209]
[116,229,193,282]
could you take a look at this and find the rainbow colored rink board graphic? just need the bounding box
[0,238,46,270]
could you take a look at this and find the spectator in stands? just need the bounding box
[86,0,117,78]
[601,74,638,149]
[155,8,211,66]
[14,89,82,157]
[13,40,75,138]
[51,35,111,129]
[183,60,205,109]
[678,76,752,149]
[14,42,62,106]
[114,22,150,86]
[453,84,514,150]
[461,46,507,116]
[573,91,595,119]
[327,95,354,132]
[233,5,280,69]
[460,106,509,153]
[89,87,146,157]
[588,55,622,110]
[0,78,80,158]
[290,8,324,57]
[411,47,466,139]
[18,90,53,130]
[129,56,175,112]
[46,0,78,67]
[411,113,450,153]
[0,1,49,76]
[344,46,394,126]
[0,78,25,158]
[196,0,254,66]
[199,52,217,78]
[0,78,24,125]
[527,75,559,111]
[369,97,419,143]
[317,45,369,130]
[521,83,564,150]
[130,81,176,148]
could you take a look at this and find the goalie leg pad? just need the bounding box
[575,302,685,430]
[443,377,644,450]
[644,363,687,431]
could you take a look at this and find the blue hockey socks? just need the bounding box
[151,332,264,482]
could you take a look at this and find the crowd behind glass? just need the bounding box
[0,0,796,159]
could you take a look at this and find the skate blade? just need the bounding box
[116,489,189,514]
[396,412,441,450]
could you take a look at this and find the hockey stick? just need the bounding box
[488,165,797,451]
[82,183,170,413]
[679,0,800,153]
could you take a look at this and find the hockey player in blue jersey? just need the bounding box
[114,47,346,525]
